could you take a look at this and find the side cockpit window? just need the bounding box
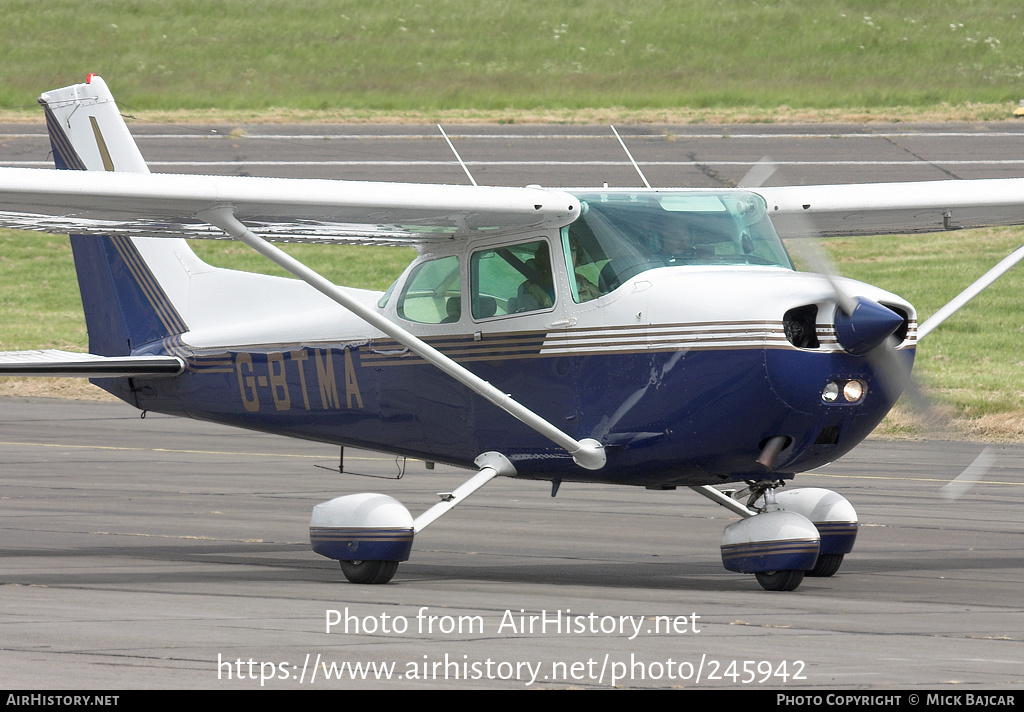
[471,239,554,319]
[396,255,461,324]
[562,223,609,303]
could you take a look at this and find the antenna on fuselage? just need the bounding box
[438,124,478,187]
[610,125,652,189]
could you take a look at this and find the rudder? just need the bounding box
[41,76,191,357]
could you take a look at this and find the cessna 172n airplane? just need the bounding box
[2,76,1023,591]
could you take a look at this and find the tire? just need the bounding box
[340,560,399,584]
[754,570,805,591]
[807,553,844,578]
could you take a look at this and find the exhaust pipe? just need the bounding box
[756,435,790,469]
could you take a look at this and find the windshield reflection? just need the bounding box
[562,191,793,300]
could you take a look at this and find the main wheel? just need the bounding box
[807,553,844,577]
[754,570,804,591]
[341,560,399,584]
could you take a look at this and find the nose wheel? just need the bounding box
[807,553,844,578]
[754,569,805,592]
[719,481,820,592]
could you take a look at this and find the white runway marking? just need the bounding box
[6,159,1024,168]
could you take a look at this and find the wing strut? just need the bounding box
[917,241,1024,341]
[198,207,606,471]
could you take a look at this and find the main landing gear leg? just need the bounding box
[309,453,517,584]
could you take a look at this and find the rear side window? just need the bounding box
[396,256,461,324]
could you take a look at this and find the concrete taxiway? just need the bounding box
[1,397,1021,689]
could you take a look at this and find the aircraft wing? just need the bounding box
[0,167,581,245]
[4,169,1021,244]
[757,178,1024,238]
[0,350,183,378]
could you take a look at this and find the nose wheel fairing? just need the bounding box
[720,510,820,575]
[712,485,859,591]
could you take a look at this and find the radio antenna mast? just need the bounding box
[438,125,478,186]
[611,125,651,188]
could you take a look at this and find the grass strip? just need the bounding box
[1,1,1023,115]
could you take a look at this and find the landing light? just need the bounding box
[822,382,839,403]
[842,380,866,403]
[822,379,867,404]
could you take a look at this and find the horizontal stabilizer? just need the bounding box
[0,350,183,378]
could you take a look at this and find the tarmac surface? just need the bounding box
[1,397,1022,689]
[4,120,1024,186]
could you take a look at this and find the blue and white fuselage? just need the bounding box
[105,189,916,488]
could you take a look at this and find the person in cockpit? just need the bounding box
[569,236,602,302]
[514,246,555,312]
[657,224,712,264]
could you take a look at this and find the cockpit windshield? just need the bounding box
[562,190,793,299]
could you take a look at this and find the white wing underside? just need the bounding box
[0,167,581,245]
[758,179,1024,238]
[0,167,1022,244]
[1,74,1022,242]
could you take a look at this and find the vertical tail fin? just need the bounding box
[41,76,193,358]
[40,75,149,173]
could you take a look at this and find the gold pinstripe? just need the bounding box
[42,104,87,170]
[171,315,918,372]
[108,235,187,335]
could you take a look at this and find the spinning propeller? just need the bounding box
[739,159,994,500]
[789,236,920,413]
[740,160,916,411]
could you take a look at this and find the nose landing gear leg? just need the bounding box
[698,480,821,592]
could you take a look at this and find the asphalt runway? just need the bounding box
[1,121,1023,689]
[1,397,1022,689]
[4,120,1024,185]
